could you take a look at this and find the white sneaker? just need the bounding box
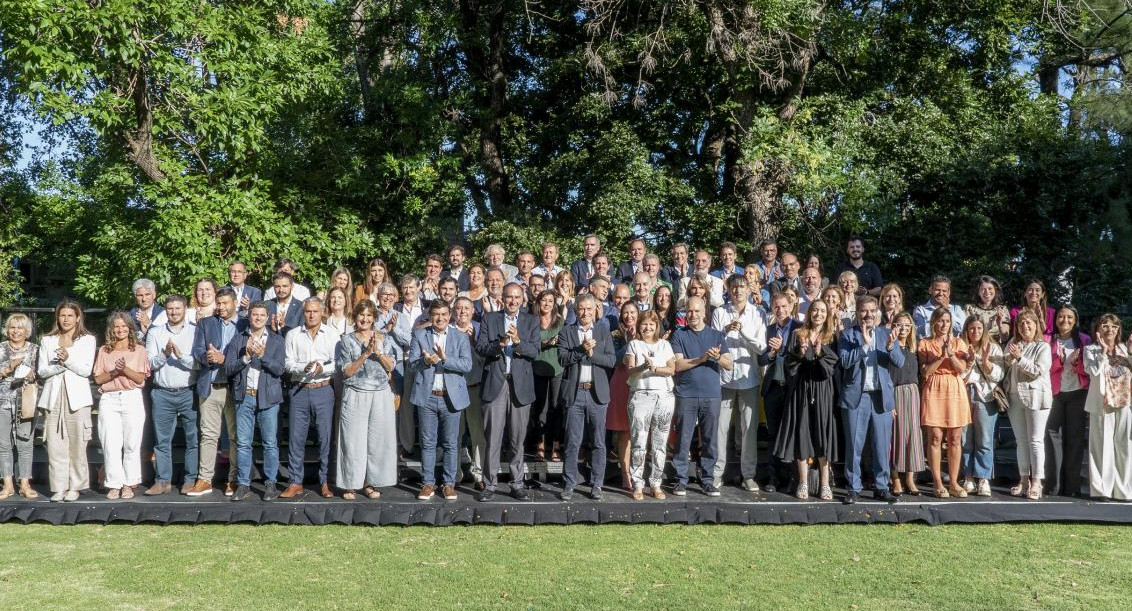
[50,491,65,502]
[741,478,760,492]
[713,477,722,488]
[63,490,80,502]
[963,479,976,494]
[976,479,992,497]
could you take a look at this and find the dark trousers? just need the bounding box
[563,387,608,490]
[1046,388,1088,495]
[672,396,721,485]
[287,385,334,485]
[763,381,788,482]
[150,387,199,484]
[529,374,563,451]
[417,394,462,486]
[482,380,531,490]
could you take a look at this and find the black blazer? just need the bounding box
[440,268,471,292]
[556,323,616,405]
[570,259,593,289]
[615,261,640,285]
[475,310,539,405]
[225,284,264,317]
[265,298,305,337]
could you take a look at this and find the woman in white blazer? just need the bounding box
[37,300,97,502]
[1082,314,1132,500]
[1003,310,1053,500]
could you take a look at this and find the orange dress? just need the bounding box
[918,337,972,428]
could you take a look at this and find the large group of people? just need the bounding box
[2,235,1131,505]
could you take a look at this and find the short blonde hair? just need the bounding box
[3,313,34,340]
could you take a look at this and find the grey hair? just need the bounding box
[132,278,156,293]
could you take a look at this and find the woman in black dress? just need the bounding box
[773,299,839,500]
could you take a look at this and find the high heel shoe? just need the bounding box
[1027,479,1043,500]
[1010,479,1030,497]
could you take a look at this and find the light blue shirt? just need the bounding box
[146,321,198,389]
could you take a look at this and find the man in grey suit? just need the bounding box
[474,282,539,501]
[556,293,616,500]
[838,296,904,504]
[410,300,473,501]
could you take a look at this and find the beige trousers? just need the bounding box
[45,391,91,492]
[197,386,237,483]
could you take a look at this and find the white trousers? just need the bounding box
[1088,408,1132,500]
[98,388,146,489]
[1007,392,1051,479]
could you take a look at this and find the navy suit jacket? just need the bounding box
[837,326,905,412]
[129,304,164,340]
[570,259,594,289]
[440,269,471,292]
[475,310,539,405]
[615,261,640,285]
[265,298,305,337]
[192,315,248,399]
[556,323,616,405]
[226,284,264,316]
[224,329,285,408]
[409,326,473,409]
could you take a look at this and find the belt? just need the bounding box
[468,382,481,388]
[299,380,331,390]
[578,382,594,391]
[156,386,191,393]
[245,388,257,397]
[431,390,446,397]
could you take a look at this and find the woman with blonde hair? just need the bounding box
[625,310,676,499]
[0,313,39,499]
[772,299,839,500]
[38,300,97,502]
[319,267,353,301]
[92,311,151,499]
[879,284,905,328]
[1082,314,1132,500]
[961,316,1005,497]
[1004,309,1053,499]
[919,307,972,498]
[888,312,925,496]
[821,285,851,332]
[188,277,219,321]
[323,286,354,335]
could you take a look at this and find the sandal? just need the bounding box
[0,488,13,500]
[947,485,968,498]
[652,487,667,500]
[18,486,38,499]
[934,487,949,499]
[342,491,357,500]
[121,486,134,499]
[1009,480,1029,497]
[107,488,120,500]
[1027,480,1043,500]
[632,488,645,501]
[796,483,809,501]
[362,486,382,499]
[819,485,833,501]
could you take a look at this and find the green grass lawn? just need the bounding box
[1,523,1129,610]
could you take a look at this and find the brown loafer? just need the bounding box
[320,483,333,498]
[279,484,306,499]
[144,482,171,496]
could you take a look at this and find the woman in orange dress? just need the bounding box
[918,307,972,498]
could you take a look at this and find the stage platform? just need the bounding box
[2,481,1128,526]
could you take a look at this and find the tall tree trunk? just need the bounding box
[459,0,513,218]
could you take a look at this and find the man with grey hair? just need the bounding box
[130,278,164,340]
[484,244,519,280]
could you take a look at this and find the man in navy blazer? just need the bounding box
[187,288,246,496]
[224,302,285,501]
[225,260,263,318]
[556,293,616,500]
[265,272,305,337]
[409,301,473,501]
[474,282,539,501]
[569,234,602,291]
[838,296,904,504]
[615,238,647,285]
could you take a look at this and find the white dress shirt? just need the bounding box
[710,302,767,389]
[577,326,594,384]
[285,324,341,384]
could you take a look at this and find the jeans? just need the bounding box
[150,387,198,484]
[235,395,279,486]
[963,398,998,480]
[417,394,462,486]
[672,396,720,485]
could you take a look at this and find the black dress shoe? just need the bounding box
[764,478,778,493]
[875,490,899,504]
[844,491,860,505]
[511,486,530,501]
[559,489,574,501]
[478,489,495,502]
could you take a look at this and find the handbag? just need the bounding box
[19,382,37,420]
[990,386,1009,414]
